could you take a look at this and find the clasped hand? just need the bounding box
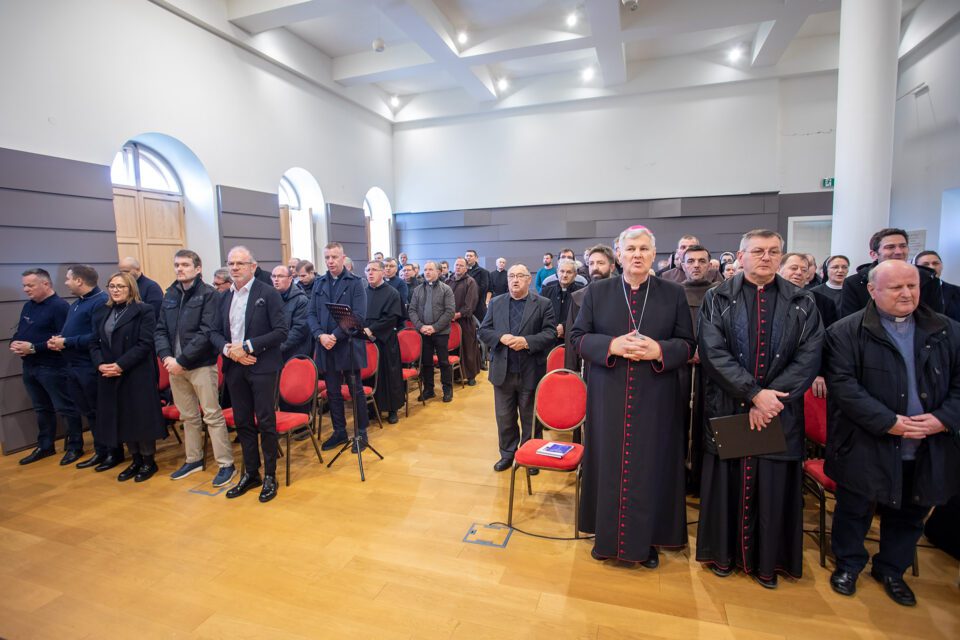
[499,333,528,351]
[98,363,123,377]
[749,388,789,430]
[227,343,257,365]
[319,334,337,350]
[609,332,661,362]
[889,413,947,439]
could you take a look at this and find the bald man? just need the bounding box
[825,260,960,606]
[118,257,163,318]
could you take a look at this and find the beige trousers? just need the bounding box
[169,364,233,467]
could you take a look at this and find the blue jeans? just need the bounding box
[21,363,83,452]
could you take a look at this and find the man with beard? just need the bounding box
[383,257,409,308]
[362,260,404,424]
[563,244,616,373]
[448,258,481,385]
[840,228,943,317]
[541,248,588,288]
[571,225,695,568]
[659,235,720,283]
[540,258,583,345]
[534,252,556,294]
[296,260,317,299]
[696,230,824,588]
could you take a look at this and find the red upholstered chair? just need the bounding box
[398,329,425,417]
[156,357,183,444]
[546,345,565,372]
[801,388,833,567]
[274,356,323,485]
[507,369,587,538]
[319,341,384,434]
[431,320,465,388]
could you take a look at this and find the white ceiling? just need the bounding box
[219,0,928,122]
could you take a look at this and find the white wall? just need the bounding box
[0,0,393,269]
[891,16,960,262]
[394,75,840,213]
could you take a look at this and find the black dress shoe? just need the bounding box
[640,547,659,569]
[708,563,734,578]
[442,393,453,402]
[417,391,436,401]
[226,472,262,499]
[493,457,513,472]
[259,475,278,503]
[76,453,104,469]
[387,411,399,424]
[59,450,83,466]
[753,573,778,589]
[117,461,141,482]
[19,448,56,465]
[466,378,477,386]
[830,569,858,596]
[134,462,158,482]
[871,568,916,606]
[321,433,349,451]
[95,454,124,472]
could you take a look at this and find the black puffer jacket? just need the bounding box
[824,302,960,507]
[697,273,824,460]
[155,279,219,369]
[840,261,942,318]
[280,283,313,360]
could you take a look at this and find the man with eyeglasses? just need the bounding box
[696,229,824,589]
[840,228,944,318]
[480,264,556,472]
[363,260,404,424]
[212,269,232,294]
[271,265,313,361]
[210,246,288,503]
[156,249,236,486]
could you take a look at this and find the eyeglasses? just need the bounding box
[107,284,129,290]
[270,275,290,280]
[746,249,783,259]
[507,274,530,280]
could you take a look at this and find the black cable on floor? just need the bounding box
[486,521,594,541]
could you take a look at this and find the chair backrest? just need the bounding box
[804,388,828,447]
[156,356,170,391]
[447,320,462,351]
[403,319,415,330]
[216,355,224,389]
[534,369,587,432]
[279,356,319,408]
[360,340,379,381]
[398,329,422,365]
[546,345,565,372]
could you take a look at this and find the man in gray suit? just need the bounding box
[479,264,557,472]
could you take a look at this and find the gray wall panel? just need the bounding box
[328,223,367,244]
[0,228,117,264]
[0,344,22,378]
[325,203,368,262]
[340,243,368,262]
[681,194,776,216]
[219,212,282,239]
[217,186,279,217]
[328,203,366,226]
[0,147,113,199]
[0,378,31,415]
[0,189,117,231]
[0,263,117,305]
[218,186,282,265]
[221,239,282,265]
[397,225,501,245]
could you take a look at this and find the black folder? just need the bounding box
[710,413,787,460]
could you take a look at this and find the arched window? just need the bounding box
[364,187,393,258]
[278,176,300,210]
[279,171,321,265]
[110,143,182,194]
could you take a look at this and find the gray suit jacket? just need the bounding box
[479,292,557,388]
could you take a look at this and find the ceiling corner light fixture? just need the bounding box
[566,10,579,28]
[390,95,400,108]
[727,45,744,63]
[496,77,509,92]
[372,36,385,53]
[581,66,596,82]
[622,0,639,10]
[457,30,468,45]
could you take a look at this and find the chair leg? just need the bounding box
[457,362,465,389]
[285,433,291,487]
[526,468,533,496]
[404,380,409,418]
[819,488,827,568]
[574,468,581,539]
[371,398,384,429]
[201,427,208,471]
[307,424,323,463]
[169,422,182,444]
[507,464,518,528]
[912,548,919,577]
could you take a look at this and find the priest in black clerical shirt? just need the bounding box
[362,260,404,424]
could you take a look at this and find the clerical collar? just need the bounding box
[743,277,777,292]
[877,308,912,324]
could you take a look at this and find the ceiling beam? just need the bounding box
[381,0,497,101]
[227,0,361,34]
[751,0,838,67]
[584,0,627,85]
[333,43,438,87]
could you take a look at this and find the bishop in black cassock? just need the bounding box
[363,261,405,423]
[571,226,695,567]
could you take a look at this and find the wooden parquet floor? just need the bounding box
[1,373,957,639]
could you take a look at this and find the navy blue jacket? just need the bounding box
[136,274,164,319]
[280,283,314,360]
[13,293,69,367]
[60,286,108,367]
[308,269,367,372]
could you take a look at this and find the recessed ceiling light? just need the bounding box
[457,30,468,45]
[566,10,579,28]
[727,45,743,63]
[581,66,595,82]
[497,77,509,92]
[390,95,400,108]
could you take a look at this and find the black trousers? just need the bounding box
[126,440,156,456]
[64,365,119,456]
[323,368,369,438]
[420,332,452,395]
[832,461,930,578]
[226,365,279,476]
[493,371,541,459]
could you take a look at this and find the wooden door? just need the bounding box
[280,204,291,266]
[113,187,185,287]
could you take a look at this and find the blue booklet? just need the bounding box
[536,442,575,458]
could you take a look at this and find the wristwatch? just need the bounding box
[28,344,36,355]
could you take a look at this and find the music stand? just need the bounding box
[324,302,384,481]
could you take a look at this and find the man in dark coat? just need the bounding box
[211,246,288,503]
[696,229,824,589]
[780,252,837,399]
[449,258,481,385]
[839,228,943,318]
[296,260,317,300]
[384,257,409,316]
[408,261,456,402]
[571,226,695,569]
[118,257,163,318]
[488,257,508,301]
[824,260,960,606]
[659,235,721,284]
[915,250,960,323]
[156,250,235,486]
[271,264,313,361]
[540,258,583,346]
[363,260,404,424]
[465,249,489,322]
[479,264,556,472]
[308,242,369,452]
[563,244,616,373]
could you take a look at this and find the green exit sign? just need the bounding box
[821,177,835,188]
